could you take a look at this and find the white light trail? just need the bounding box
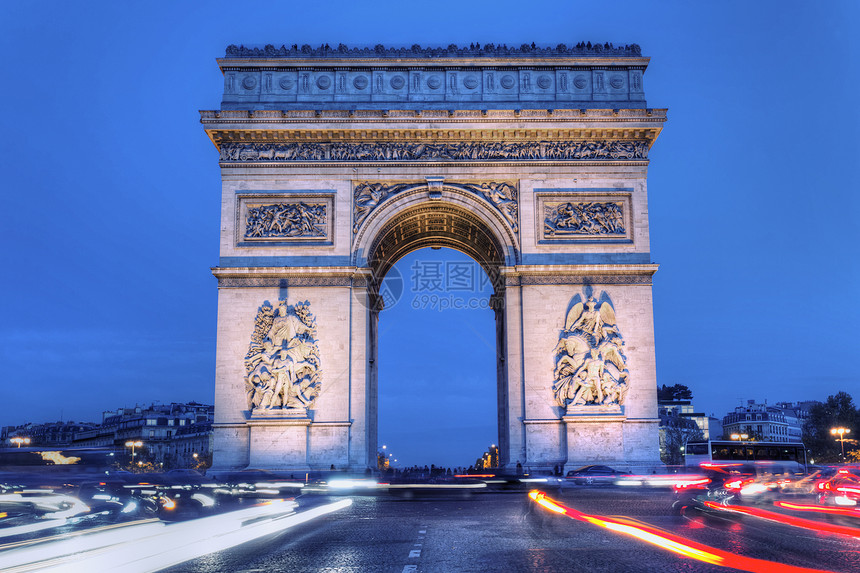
[0,498,351,573]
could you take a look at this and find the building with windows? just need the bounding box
[772,401,818,443]
[658,399,722,442]
[73,402,214,469]
[2,421,98,447]
[721,400,803,443]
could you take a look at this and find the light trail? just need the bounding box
[0,498,351,572]
[775,500,860,519]
[703,501,860,539]
[528,490,838,573]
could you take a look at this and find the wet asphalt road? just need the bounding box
[165,487,860,573]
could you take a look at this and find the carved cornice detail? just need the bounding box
[220,140,648,163]
[225,42,642,59]
[507,275,653,286]
[218,277,353,288]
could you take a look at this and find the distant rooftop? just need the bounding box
[224,41,643,59]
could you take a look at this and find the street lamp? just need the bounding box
[125,440,143,469]
[10,437,30,448]
[831,427,851,460]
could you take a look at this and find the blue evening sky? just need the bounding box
[1,1,857,468]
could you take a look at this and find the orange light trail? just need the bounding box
[528,491,837,573]
[775,501,860,519]
[703,501,860,538]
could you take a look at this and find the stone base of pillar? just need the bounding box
[247,416,312,471]
[563,413,627,472]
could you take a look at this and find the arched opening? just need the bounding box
[363,200,511,471]
[377,248,497,469]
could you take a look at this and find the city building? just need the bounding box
[721,400,803,443]
[773,401,818,443]
[1,421,98,447]
[658,399,722,442]
[73,402,214,469]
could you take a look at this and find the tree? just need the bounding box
[803,391,860,463]
[657,384,693,401]
[660,418,704,466]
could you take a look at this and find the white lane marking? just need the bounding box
[418,530,426,534]
[409,549,421,558]
[402,566,418,573]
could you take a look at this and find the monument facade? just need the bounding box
[202,42,666,471]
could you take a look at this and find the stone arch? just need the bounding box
[352,184,518,467]
[352,183,520,276]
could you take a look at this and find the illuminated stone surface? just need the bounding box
[203,43,666,471]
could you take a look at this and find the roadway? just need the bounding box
[161,487,860,573]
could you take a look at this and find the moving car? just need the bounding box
[815,466,860,506]
[565,465,623,486]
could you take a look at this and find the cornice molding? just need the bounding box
[223,42,644,61]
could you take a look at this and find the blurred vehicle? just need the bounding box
[815,466,860,506]
[0,489,90,521]
[684,440,807,471]
[565,465,623,486]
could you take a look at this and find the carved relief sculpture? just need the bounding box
[552,293,629,409]
[353,181,519,233]
[544,201,625,237]
[220,140,649,163]
[245,202,326,239]
[244,300,322,414]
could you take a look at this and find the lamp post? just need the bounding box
[10,437,30,448]
[125,440,143,470]
[830,427,851,461]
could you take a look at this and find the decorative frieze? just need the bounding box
[217,277,353,288]
[353,181,518,234]
[544,201,625,237]
[245,202,326,239]
[236,192,334,245]
[220,140,648,163]
[510,275,653,286]
[535,190,633,243]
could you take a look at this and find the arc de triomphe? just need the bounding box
[202,43,666,471]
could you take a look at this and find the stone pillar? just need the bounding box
[502,278,526,468]
[348,272,374,470]
[491,292,510,467]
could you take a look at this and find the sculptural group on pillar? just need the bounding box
[552,292,629,409]
[244,300,322,414]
